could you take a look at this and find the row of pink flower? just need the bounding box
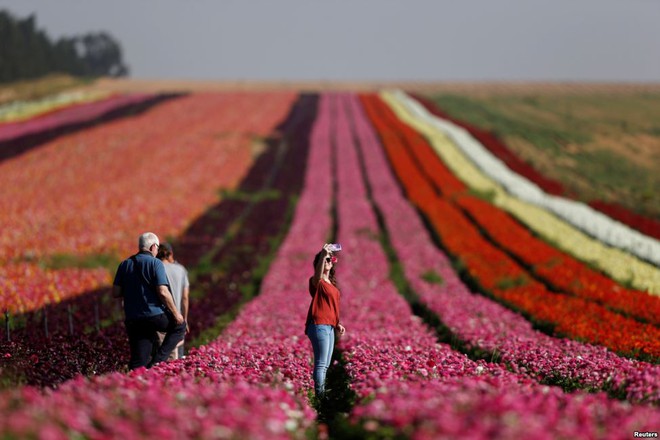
[0,93,152,144]
[0,93,335,438]
[355,94,660,404]
[352,379,659,439]
[331,93,659,437]
[0,376,310,439]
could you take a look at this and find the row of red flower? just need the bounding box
[456,195,660,325]
[360,94,660,360]
[411,94,660,240]
[0,263,110,315]
[357,94,660,404]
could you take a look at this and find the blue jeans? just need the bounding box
[306,324,335,396]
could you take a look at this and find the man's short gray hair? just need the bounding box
[138,232,159,251]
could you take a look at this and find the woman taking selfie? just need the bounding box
[305,243,346,397]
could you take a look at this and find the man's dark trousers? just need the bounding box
[125,312,186,370]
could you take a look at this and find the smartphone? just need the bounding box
[328,243,342,252]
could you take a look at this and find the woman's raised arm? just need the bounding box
[311,243,332,287]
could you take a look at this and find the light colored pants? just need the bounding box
[306,324,335,396]
[157,331,184,360]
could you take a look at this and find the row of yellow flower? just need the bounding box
[381,91,660,296]
[0,90,112,123]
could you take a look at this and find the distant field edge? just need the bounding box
[85,78,660,94]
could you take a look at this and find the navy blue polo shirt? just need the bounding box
[113,251,170,320]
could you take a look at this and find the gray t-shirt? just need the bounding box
[163,261,190,311]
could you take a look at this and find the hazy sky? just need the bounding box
[2,0,659,82]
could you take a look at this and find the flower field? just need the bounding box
[381,91,660,294]
[0,86,658,438]
[0,91,296,313]
[362,93,660,361]
[0,90,306,386]
[408,92,660,242]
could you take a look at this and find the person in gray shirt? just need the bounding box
[156,242,190,359]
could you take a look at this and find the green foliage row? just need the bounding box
[432,94,591,154]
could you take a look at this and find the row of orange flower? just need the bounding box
[1,92,297,313]
[361,94,660,360]
[456,196,660,325]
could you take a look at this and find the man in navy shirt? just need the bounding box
[113,232,186,369]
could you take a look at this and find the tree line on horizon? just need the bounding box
[0,10,129,84]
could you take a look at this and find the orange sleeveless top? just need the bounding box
[305,277,341,327]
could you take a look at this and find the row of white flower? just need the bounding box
[382,90,660,295]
